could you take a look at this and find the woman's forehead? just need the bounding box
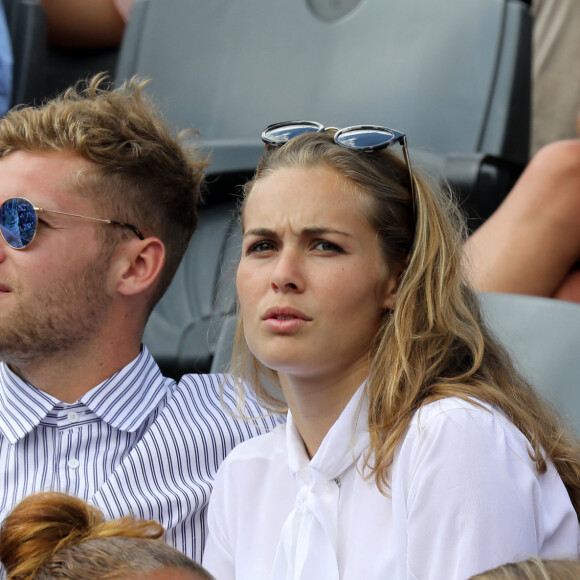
[242,165,373,230]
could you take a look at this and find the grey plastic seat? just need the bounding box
[3,0,46,106]
[210,313,238,374]
[142,203,241,378]
[117,0,531,222]
[479,292,580,435]
[3,0,120,108]
[126,0,533,376]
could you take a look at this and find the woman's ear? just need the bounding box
[382,261,407,311]
[114,237,166,297]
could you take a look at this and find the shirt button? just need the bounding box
[68,458,80,469]
[67,411,79,423]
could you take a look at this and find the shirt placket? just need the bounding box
[56,406,85,498]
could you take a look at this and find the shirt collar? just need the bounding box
[80,347,173,432]
[0,363,59,443]
[0,347,173,443]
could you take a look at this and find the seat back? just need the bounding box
[211,313,238,374]
[479,293,580,435]
[117,0,531,165]
[4,0,120,109]
[4,0,46,106]
[133,0,533,376]
[142,202,240,378]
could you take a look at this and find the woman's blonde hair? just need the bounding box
[470,557,580,580]
[0,492,213,580]
[230,129,580,514]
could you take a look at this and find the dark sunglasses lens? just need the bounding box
[262,122,323,145]
[0,198,37,248]
[335,128,395,151]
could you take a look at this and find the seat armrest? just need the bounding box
[443,152,525,229]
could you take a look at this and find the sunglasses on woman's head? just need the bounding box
[261,120,416,199]
[0,197,144,250]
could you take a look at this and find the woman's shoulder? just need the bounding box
[413,396,506,427]
[211,422,289,497]
[406,396,532,459]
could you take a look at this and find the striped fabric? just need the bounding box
[0,347,281,574]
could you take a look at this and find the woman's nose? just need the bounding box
[270,250,305,293]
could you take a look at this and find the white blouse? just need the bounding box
[203,387,579,580]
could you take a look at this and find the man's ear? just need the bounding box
[114,237,166,297]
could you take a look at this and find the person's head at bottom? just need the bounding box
[0,492,214,580]
[470,557,580,580]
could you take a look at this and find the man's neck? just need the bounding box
[6,339,142,403]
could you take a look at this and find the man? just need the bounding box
[0,75,278,570]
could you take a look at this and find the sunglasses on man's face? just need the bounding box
[0,197,144,250]
[261,120,415,198]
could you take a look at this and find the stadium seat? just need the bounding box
[210,313,237,374]
[125,0,533,375]
[142,202,241,379]
[3,0,46,107]
[117,0,531,225]
[478,292,580,435]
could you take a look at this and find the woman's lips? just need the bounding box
[262,307,312,332]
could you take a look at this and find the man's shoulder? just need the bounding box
[159,373,282,441]
[92,374,282,517]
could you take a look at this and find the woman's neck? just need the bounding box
[280,368,367,458]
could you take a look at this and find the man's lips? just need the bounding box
[0,281,12,293]
[262,307,312,321]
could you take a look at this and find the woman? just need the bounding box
[0,492,214,580]
[203,122,580,579]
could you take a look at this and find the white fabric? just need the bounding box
[203,390,579,580]
[0,348,280,578]
[271,386,368,580]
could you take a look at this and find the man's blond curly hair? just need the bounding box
[0,74,208,312]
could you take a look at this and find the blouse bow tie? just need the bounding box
[271,385,368,580]
[272,470,342,580]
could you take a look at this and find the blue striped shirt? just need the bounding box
[0,347,280,574]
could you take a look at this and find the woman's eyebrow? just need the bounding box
[243,226,353,238]
[243,227,277,238]
[301,226,352,238]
